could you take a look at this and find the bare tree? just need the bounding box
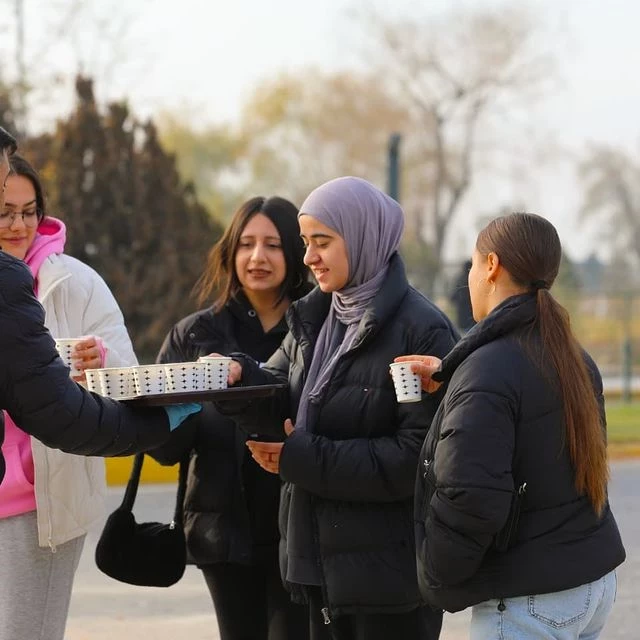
[579,144,640,273]
[0,0,148,133]
[237,69,411,205]
[358,4,553,292]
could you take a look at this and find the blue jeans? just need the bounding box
[470,571,617,640]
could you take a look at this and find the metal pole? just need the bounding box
[387,133,401,203]
[622,291,633,403]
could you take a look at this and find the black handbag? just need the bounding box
[95,453,188,587]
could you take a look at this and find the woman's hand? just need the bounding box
[394,355,443,393]
[72,336,103,382]
[246,419,295,474]
[203,352,243,385]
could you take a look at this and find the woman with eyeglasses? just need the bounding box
[0,154,139,640]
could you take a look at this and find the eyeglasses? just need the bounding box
[0,208,40,228]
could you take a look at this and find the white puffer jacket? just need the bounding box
[31,253,138,547]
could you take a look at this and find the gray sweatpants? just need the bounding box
[0,510,85,640]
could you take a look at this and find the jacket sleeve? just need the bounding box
[279,326,457,502]
[215,332,295,438]
[0,258,170,456]
[422,380,517,586]
[75,263,138,367]
[144,323,198,465]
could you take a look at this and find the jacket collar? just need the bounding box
[287,252,410,350]
[37,254,72,304]
[434,293,538,382]
[186,290,291,347]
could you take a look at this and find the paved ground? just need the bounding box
[66,460,638,639]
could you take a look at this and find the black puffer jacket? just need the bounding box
[0,252,170,484]
[147,294,292,566]
[227,255,458,617]
[415,293,626,613]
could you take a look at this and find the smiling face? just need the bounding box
[299,214,349,292]
[234,213,287,296]
[0,174,39,260]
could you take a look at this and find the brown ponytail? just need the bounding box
[536,289,608,515]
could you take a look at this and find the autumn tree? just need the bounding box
[21,77,222,359]
[359,4,553,293]
[157,112,242,221]
[579,144,640,278]
[237,69,411,206]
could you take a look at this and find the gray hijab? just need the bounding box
[295,176,404,431]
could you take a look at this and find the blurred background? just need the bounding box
[0,0,638,395]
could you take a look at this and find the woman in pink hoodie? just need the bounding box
[0,154,139,640]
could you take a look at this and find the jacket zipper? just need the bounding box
[40,445,57,552]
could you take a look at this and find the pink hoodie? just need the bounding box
[0,218,109,519]
[0,218,66,518]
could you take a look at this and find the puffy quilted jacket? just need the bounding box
[0,251,171,485]
[225,254,459,617]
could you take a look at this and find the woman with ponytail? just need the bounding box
[401,213,625,639]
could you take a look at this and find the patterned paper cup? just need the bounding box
[132,364,165,396]
[164,362,206,393]
[198,356,232,390]
[84,369,103,394]
[54,338,84,377]
[389,362,422,403]
[97,367,137,400]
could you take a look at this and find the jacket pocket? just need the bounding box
[493,481,527,552]
[418,458,436,520]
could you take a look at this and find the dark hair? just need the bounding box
[0,126,17,156]
[8,154,46,222]
[195,196,308,310]
[477,212,608,516]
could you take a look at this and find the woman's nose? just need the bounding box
[9,213,26,229]
[304,246,317,265]
[250,243,266,261]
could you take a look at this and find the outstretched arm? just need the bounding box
[0,255,172,457]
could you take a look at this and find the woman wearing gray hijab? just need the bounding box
[222,177,458,639]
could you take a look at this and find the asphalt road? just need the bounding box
[66,460,639,639]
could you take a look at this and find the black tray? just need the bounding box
[120,384,286,407]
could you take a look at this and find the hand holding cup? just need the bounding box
[71,336,103,381]
[393,355,443,394]
[202,353,243,386]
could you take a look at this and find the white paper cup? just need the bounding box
[164,362,206,393]
[133,364,165,396]
[54,338,84,377]
[97,367,137,400]
[84,369,103,394]
[389,362,422,403]
[198,356,232,390]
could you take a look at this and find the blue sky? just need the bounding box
[3,0,639,261]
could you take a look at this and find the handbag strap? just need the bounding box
[119,453,189,528]
[173,455,189,527]
[119,453,144,511]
